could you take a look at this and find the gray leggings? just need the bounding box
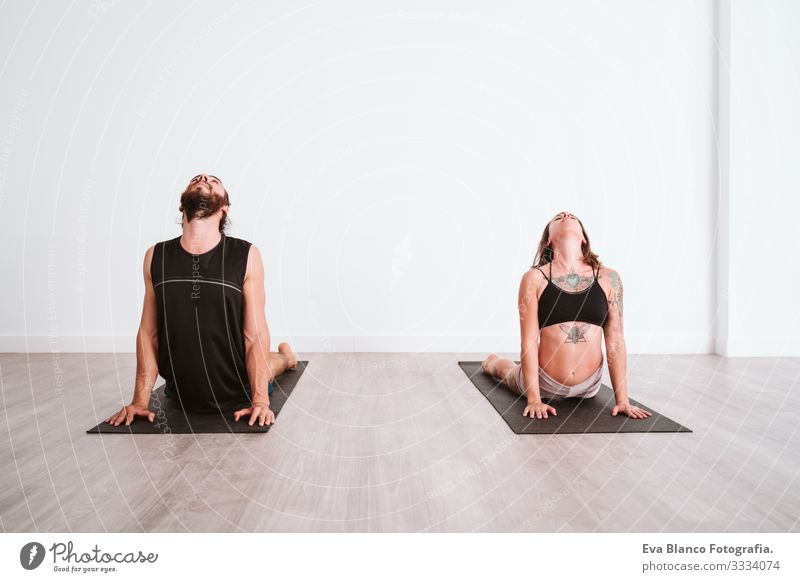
[508,353,604,399]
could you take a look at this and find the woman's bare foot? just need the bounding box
[481,353,499,376]
[278,342,297,369]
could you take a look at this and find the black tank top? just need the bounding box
[151,234,254,413]
[533,262,608,330]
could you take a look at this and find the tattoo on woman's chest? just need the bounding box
[552,267,594,291]
[559,323,590,343]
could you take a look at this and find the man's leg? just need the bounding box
[267,342,297,381]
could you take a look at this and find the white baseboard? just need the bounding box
[0,334,736,354]
[0,336,138,353]
[722,337,800,358]
[0,335,519,354]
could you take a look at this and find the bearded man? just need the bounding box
[106,174,296,427]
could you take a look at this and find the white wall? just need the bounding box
[717,0,800,357]
[1,0,718,353]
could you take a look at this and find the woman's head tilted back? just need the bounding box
[531,211,602,270]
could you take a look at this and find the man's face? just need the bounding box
[180,173,229,224]
[186,174,225,198]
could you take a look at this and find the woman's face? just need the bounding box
[548,211,583,243]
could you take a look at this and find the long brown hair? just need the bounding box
[531,214,602,271]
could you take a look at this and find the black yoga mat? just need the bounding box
[87,361,308,434]
[459,361,691,434]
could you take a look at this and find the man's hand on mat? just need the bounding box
[611,402,652,419]
[105,404,155,426]
[523,401,557,420]
[233,402,275,426]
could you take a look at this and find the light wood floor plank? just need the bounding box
[1,352,797,532]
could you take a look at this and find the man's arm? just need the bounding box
[242,245,272,407]
[603,268,628,404]
[106,246,158,425]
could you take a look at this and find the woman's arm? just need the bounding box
[603,268,628,403]
[603,269,628,404]
[518,269,541,403]
[603,269,650,419]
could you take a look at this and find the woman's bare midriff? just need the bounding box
[537,325,604,386]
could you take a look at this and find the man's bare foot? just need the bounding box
[481,354,499,376]
[278,342,297,369]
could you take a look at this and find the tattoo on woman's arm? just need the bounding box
[608,270,623,317]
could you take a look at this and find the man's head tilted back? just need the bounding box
[179,174,231,233]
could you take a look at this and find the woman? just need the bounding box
[482,211,651,421]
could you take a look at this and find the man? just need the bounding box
[106,173,296,427]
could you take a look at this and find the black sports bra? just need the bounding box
[533,262,609,330]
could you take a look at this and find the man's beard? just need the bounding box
[179,184,226,223]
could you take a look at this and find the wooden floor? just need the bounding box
[0,352,798,532]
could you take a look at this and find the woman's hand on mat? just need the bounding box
[233,402,275,426]
[105,404,155,426]
[611,401,652,419]
[523,401,557,420]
